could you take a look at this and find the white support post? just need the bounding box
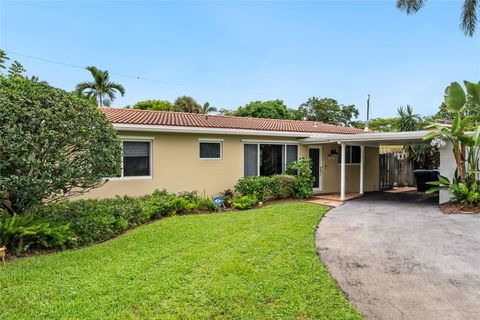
[360,145,365,195]
[340,143,346,201]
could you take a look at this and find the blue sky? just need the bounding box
[1,1,479,119]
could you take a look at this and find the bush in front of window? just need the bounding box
[271,174,297,199]
[235,157,314,200]
[234,176,275,201]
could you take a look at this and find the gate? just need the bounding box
[379,153,415,190]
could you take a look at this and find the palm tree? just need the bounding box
[201,102,217,114]
[397,0,478,36]
[396,105,421,131]
[75,66,125,106]
[396,105,435,167]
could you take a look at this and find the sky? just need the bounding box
[1,0,479,120]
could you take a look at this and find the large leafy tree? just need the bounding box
[234,100,292,119]
[396,0,478,36]
[172,96,202,113]
[0,76,122,213]
[296,97,359,126]
[133,99,172,111]
[75,66,125,106]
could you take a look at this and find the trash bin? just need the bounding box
[413,169,439,192]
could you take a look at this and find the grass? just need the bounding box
[0,202,361,320]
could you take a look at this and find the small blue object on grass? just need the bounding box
[213,197,223,207]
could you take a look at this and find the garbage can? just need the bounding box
[413,169,439,192]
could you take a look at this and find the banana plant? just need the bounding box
[424,81,480,183]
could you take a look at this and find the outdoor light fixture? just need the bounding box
[328,148,338,160]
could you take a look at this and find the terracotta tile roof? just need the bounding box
[100,107,364,135]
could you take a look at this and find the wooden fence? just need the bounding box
[379,153,415,190]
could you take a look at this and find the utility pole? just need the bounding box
[364,94,370,132]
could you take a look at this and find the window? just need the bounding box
[199,140,222,159]
[244,143,298,177]
[122,141,151,177]
[338,146,361,164]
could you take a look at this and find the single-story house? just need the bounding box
[80,108,380,200]
[80,108,458,204]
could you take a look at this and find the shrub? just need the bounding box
[428,175,480,207]
[0,211,74,254]
[32,197,143,245]
[219,189,235,208]
[234,176,273,201]
[0,76,122,213]
[141,189,182,219]
[231,193,259,210]
[271,174,296,199]
[287,157,314,199]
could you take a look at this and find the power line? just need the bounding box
[5,50,177,85]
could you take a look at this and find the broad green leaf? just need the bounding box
[458,183,469,194]
[464,81,480,106]
[444,82,466,112]
[426,186,441,193]
[423,131,441,141]
[438,175,451,185]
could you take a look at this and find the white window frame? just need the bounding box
[198,138,223,160]
[109,136,154,180]
[241,140,300,176]
[337,145,361,166]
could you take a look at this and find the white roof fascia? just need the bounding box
[112,123,345,138]
[299,131,432,145]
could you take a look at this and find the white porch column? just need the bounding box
[340,143,346,201]
[360,145,365,195]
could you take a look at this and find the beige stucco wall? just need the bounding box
[316,143,380,193]
[79,131,307,199]
[78,131,379,199]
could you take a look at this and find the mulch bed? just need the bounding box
[440,203,480,214]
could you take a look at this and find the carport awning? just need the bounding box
[299,131,432,146]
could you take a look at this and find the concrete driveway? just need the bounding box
[316,191,480,320]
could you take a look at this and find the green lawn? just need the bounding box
[0,202,361,320]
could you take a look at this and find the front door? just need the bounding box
[309,148,322,191]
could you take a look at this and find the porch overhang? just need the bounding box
[299,131,432,146]
[300,130,434,201]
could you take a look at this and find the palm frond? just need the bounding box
[396,0,426,14]
[462,0,478,36]
[107,82,126,96]
[75,81,95,94]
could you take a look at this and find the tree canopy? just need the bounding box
[133,99,172,111]
[172,96,202,113]
[353,117,398,132]
[0,76,122,213]
[233,100,292,119]
[296,97,359,126]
